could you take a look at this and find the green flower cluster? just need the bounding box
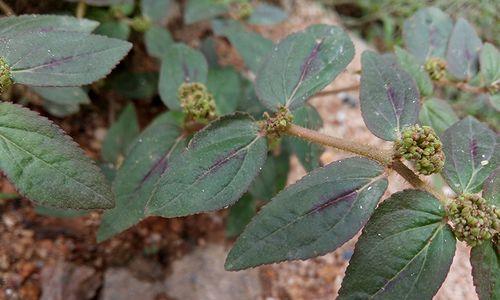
[424,58,447,81]
[234,2,254,20]
[178,82,216,124]
[395,125,444,175]
[130,16,151,32]
[447,194,499,247]
[261,106,293,138]
[0,57,12,94]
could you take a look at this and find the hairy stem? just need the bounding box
[286,124,393,165]
[435,78,488,94]
[76,1,87,19]
[286,124,447,204]
[0,0,14,16]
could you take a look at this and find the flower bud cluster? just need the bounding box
[447,194,499,247]
[178,82,216,124]
[0,57,13,94]
[424,58,447,81]
[130,16,151,32]
[394,125,444,175]
[233,3,254,20]
[260,106,293,139]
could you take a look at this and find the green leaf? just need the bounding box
[394,46,433,97]
[285,105,323,171]
[207,67,242,115]
[144,26,173,59]
[158,43,208,110]
[442,117,498,194]
[0,14,98,36]
[31,87,90,117]
[3,32,131,87]
[419,98,459,136]
[110,72,158,99]
[237,78,267,119]
[94,20,130,40]
[146,114,268,217]
[0,102,113,209]
[101,104,140,165]
[31,86,90,105]
[225,157,387,271]
[360,51,420,141]
[184,0,229,24]
[212,19,273,74]
[338,189,456,300]
[480,43,500,86]
[34,205,89,218]
[403,7,453,63]
[226,194,256,238]
[255,24,354,111]
[97,112,185,242]
[249,150,290,201]
[141,0,171,24]
[470,241,500,300]
[482,167,499,206]
[446,18,482,80]
[247,3,287,26]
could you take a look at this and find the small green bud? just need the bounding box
[394,125,445,175]
[233,2,254,20]
[130,16,151,32]
[0,57,13,94]
[424,58,447,81]
[260,106,293,139]
[447,194,499,247]
[178,82,217,124]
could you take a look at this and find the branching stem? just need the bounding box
[286,124,393,165]
[435,78,488,94]
[285,124,447,204]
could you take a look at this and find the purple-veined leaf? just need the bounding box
[442,117,498,194]
[360,51,420,141]
[145,114,267,218]
[255,24,354,111]
[403,7,453,63]
[446,18,482,80]
[339,190,455,299]
[158,43,208,110]
[0,102,113,209]
[482,167,499,206]
[2,31,131,87]
[225,157,387,271]
[470,241,499,300]
[97,112,186,241]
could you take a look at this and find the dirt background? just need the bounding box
[0,1,478,299]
